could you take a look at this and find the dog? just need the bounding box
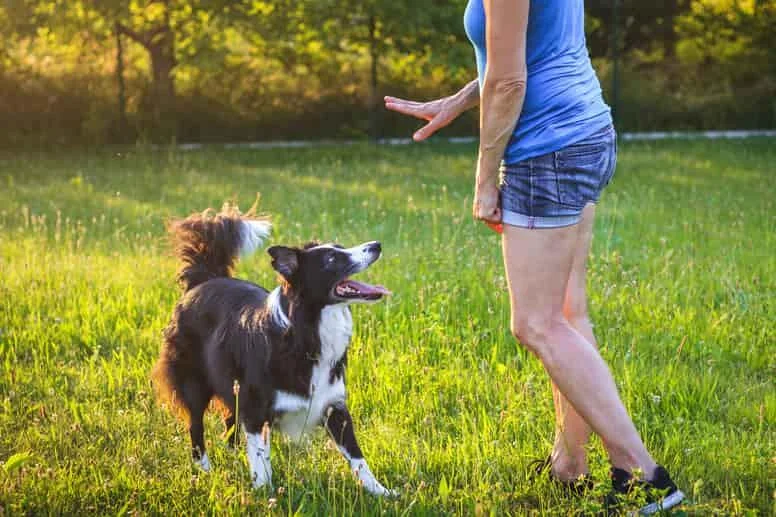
[153,207,394,496]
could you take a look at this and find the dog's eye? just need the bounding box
[326,253,336,265]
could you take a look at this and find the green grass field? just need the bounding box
[0,139,773,515]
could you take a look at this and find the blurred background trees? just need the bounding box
[1,0,773,146]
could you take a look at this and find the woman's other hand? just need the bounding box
[473,182,502,225]
[384,95,463,142]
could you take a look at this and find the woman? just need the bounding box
[385,0,684,513]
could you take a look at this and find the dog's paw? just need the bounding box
[195,453,211,472]
[250,462,272,490]
[350,459,397,497]
[380,486,400,498]
[251,467,273,490]
[359,476,397,498]
[247,428,272,490]
[369,482,399,498]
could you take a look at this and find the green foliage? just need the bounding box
[0,141,774,515]
[676,0,776,76]
[0,0,774,146]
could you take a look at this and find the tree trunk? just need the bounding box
[148,30,177,139]
[662,0,679,57]
[115,5,177,141]
[610,0,620,126]
[115,22,128,140]
[367,13,381,141]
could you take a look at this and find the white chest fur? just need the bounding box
[273,305,352,439]
[318,304,353,359]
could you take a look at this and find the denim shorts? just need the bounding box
[500,124,617,229]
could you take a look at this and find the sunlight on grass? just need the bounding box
[0,140,773,515]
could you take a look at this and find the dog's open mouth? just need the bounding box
[334,279,391,301]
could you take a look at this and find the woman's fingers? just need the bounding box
[485,206,502,223]
[472,186,502,222]
[385,98,432,121]
[384,96,415,104]
[414,110,456,141]
[481,205,503,233]
[384,96,421,106]
[474,203,499,221]
[384,95,455,140]
[385,103,425,119]
[413,117,445,141]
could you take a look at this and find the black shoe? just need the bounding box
[528,455,594,496]
[605,465,685,515]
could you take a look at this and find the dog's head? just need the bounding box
[267,241,390,306]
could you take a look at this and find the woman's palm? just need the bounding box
[384,96,458,141]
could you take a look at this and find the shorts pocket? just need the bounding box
[501,161,563,215]
[526,168,562,213]
[555,149,607,208]
[500,164,531,213]
[557,141,607,168]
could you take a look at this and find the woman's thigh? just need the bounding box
[501,222,580,334]
[563,203,596,321]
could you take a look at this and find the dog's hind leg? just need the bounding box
[324,404,395,497]
[182,379,213,472]
[206,370,238,448]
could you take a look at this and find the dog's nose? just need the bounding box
[365,241,381,254]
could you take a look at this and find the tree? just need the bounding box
[676,0,776,76]
[7,0,246,139]
[585,1,692,59]
[112,1,177,135]
[282,0,468,139]
[104,0,248,138]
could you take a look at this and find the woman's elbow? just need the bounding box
[482,74,527,97]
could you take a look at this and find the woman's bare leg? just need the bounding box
[501,219,657,474]
[550,204,597,480]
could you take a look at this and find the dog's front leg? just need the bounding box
[245,422,272,489]
[324,404,395,497]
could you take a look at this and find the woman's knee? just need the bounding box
[510,314,565,360]
[563,285,590,321]
[564,298,599,346]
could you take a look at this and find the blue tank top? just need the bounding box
[464,0,612,164]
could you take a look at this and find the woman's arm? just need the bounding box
[474,0,529,223]
[384,79,480,141]
[451,78,481,112]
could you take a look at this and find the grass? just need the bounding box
[0,139,773,515]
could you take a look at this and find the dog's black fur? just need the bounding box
[153,207,392,494]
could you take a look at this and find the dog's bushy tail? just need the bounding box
[168,204,271,292]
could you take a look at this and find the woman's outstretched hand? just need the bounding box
[384,95,462,142]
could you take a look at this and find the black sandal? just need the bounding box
[527,455,594,495]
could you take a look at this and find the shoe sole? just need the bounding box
[629,490,685,516]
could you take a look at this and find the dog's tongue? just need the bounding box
[342,279,392,296]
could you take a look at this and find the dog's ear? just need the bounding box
[267,246,299,278]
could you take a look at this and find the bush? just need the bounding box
[1,54,773,148]
[596,59,776,131]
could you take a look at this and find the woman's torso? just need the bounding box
[464,0,612,164]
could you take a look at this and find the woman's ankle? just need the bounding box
[550,447,589,480]
[609,456,659,480]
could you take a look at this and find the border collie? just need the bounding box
[153,207,394,496]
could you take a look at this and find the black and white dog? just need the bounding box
[153,208,394,496]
